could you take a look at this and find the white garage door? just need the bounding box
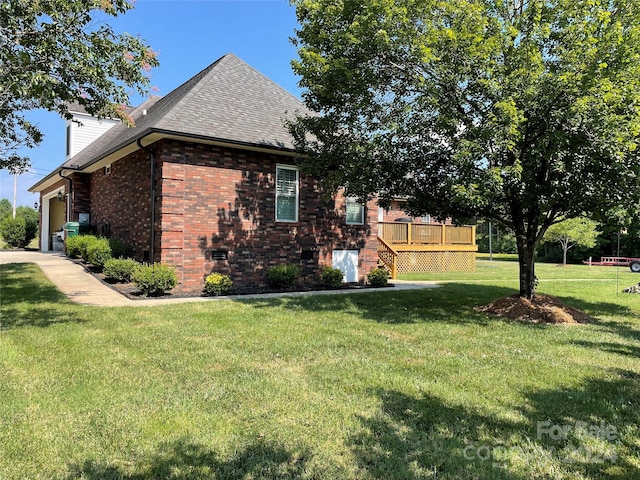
[332,250,359,283]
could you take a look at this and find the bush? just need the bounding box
[367,267,389,287]
[0,216,27,248]
[132,263,178,297]
[86,237,112,268]
[108,237,131,259]
[81,236,96,262]
[103,258,139,283]
[266,264,300,290]
[65,235,90,259]
[204,272,233,296]
[24,217,38,247]
[321,266,344,288]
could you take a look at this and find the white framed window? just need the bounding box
[422,214,431,224]
[276,165,299,222]
[346,197,364,225]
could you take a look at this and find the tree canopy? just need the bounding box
[0,0,158,173]
[543,217,599,265]
[289,0,640,298]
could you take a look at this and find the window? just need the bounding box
[275,165,298,222]
[346,197,364,225]
[422,214,431,224]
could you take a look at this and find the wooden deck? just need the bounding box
[377,223,478,278]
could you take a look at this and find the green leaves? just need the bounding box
[290,0,640,297]
[0,0,159,171]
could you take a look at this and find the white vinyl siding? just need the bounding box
[346,197,364,225]
[66,113,119,159]
[276,165,299,222]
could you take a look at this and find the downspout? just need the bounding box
[59,170,73,221]
[137,137,156,263]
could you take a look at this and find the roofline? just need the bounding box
[29,128,302,193]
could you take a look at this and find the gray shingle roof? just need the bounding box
[62,53,310,170]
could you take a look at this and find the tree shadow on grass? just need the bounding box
[238,282,637,333]
[237,283,518,325]
[350,370,639,479]
[0,263,83,330]
[64,438,311,479]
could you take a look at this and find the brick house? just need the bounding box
[29,53,380,293]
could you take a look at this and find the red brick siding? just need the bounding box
[69,173,91,222]
[382,199,449,224]
[89,151,154,261]
[156,140,379,293]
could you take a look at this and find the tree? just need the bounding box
[0,0,158,172]
[0,204,38,247]
[288,0,640,299]
[0,198,12,221]
[543,217,599,265]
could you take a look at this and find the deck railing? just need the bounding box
[378,222,476,246]
[377,236,398,279]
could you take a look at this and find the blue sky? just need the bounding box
[2,0,301,208]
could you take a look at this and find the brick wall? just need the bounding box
[382,199,449,224]
[156,140,379,293]
[89,150,154,261]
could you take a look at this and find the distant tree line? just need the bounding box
[477,216,640,263]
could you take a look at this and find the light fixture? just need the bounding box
[57,190,64,202]
[34,201,39,210]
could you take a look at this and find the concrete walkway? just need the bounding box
[0,250,437,307]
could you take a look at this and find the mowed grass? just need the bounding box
[1,262,639,479]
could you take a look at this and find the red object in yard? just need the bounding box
[583,256,640,273]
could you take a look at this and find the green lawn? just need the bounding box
[1,262,639,479]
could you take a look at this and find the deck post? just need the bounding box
[391,253,397,279]
[441,224,447,245]
[407,223,412,245]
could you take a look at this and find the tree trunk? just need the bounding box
[516,240,537,299]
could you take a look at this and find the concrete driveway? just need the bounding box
[0,250,437,307]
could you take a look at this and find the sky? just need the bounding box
[1,0,302,208]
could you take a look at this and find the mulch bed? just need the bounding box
[476,294,593,324]
[82,264,393,300]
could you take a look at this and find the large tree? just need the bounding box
[289,0,640,299]
[0,0,158,172]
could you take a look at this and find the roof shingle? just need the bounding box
[62,53,310,171]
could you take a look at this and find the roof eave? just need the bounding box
[28,128,302,193]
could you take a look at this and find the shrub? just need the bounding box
[0,216,27,248]
[204,272,233,296]
[266,264,300,290]
[103,258,139,283]
[65,235,90,259]
[78,235,99,262]
[321,266,344,288]
[0,213,37,249]
[86,237,112,268]
[24,217,38,247]
[108,237,131,259]
[367,267,389,287]
[131,263,177,297]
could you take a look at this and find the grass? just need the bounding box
[1,261,639,479]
